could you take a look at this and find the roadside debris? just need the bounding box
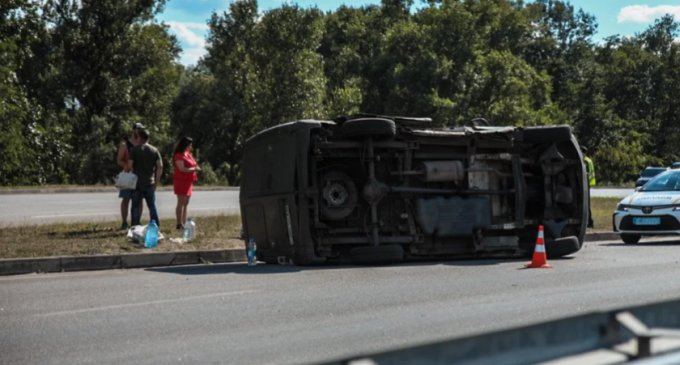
[127,225,165,244]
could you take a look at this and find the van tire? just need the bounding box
[342,118,396,139]
[350,245,404,265]
[319,171,358,221]
[523,126,572,143]
[544,236,582,258]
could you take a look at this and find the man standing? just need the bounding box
[116,123,144,230]
[581,146,596,228]
[127,128,163,227]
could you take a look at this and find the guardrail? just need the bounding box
[314,298,680,365]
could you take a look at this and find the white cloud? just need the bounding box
[618,5,680,24]
[165,21,209,65]
[166,21,209,30]
[180,47,207,66]
[166,21,208,48]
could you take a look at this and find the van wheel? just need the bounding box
[342,118,396,139]
[621,234,641,244]
[545,236,582,258]
[522,126,572,143]
[350,245,404,265]
[319,171,358,221]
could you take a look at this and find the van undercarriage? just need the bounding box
[240,115,588,265]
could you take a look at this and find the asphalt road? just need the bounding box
[3,237,680,365]
[0,190,240,226]
[0,188,630,226]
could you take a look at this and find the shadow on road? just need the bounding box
[146,262,360,275]
[603,239,680,247]
[146,257,546,276]
[444,259,520,267]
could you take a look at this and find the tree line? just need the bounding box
[1,0,679,186]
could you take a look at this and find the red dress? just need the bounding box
[173,152,198,196]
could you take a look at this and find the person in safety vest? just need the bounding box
[581,146,595,228]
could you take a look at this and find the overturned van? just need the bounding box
[239,115,588,265]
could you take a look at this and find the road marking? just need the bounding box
[31,207,236,218]
[192,206,238,211]
[59,200,112,205]
[31,212,116,219]
[35,290,257,317]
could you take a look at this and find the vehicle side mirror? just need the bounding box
[635,187,641,192]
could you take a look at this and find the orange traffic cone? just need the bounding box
[525,225,552,269]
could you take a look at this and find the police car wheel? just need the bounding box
[621,234,641,244]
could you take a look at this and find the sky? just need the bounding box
[156,0,680,65]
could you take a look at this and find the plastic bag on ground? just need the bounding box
[127,225,164,244]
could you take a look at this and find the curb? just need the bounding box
[0,249,246,276]
[584,232,619,242]
[0,186,239,195]
[0,233,623,276]
[0,257,62,275]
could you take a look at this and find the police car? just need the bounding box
[614,169,680,244]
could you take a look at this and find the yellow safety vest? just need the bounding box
[584,156,596,186]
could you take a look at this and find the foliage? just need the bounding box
[2,0,680,185]
[196,162,220,185]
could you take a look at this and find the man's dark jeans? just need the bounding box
[132,186,159,226]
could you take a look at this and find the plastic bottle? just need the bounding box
[184,218,196,241]
[247,238,257,266]
[144,220,159,248]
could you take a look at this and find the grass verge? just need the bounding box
[0,198,619,260]
[591,197,618,232]
[0,215,243,259]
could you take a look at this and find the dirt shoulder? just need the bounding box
[0,215,243,259]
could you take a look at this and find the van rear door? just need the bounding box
[240,129,298,259]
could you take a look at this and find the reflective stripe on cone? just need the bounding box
[525,225,552,269]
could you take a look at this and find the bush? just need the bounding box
[196,163,220,185]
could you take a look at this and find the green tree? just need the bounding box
[46,0,180,183]
[0,1,43,185]
[253,4,327,126]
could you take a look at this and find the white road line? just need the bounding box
[31,207,235,218]
[35,290,256,317]
[192,206,238,211]
[59,200,112,205]
[31,212,116,219]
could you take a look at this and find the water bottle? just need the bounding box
[247,238,257,266]
[144,220,159,248]
[184,218,196,241]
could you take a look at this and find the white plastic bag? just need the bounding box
[115,171,138,190]
[127,225,164,243]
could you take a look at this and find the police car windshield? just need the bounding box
[641,171,680,191]
[642,168,667,177]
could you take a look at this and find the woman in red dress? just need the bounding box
[173,137,201,230]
